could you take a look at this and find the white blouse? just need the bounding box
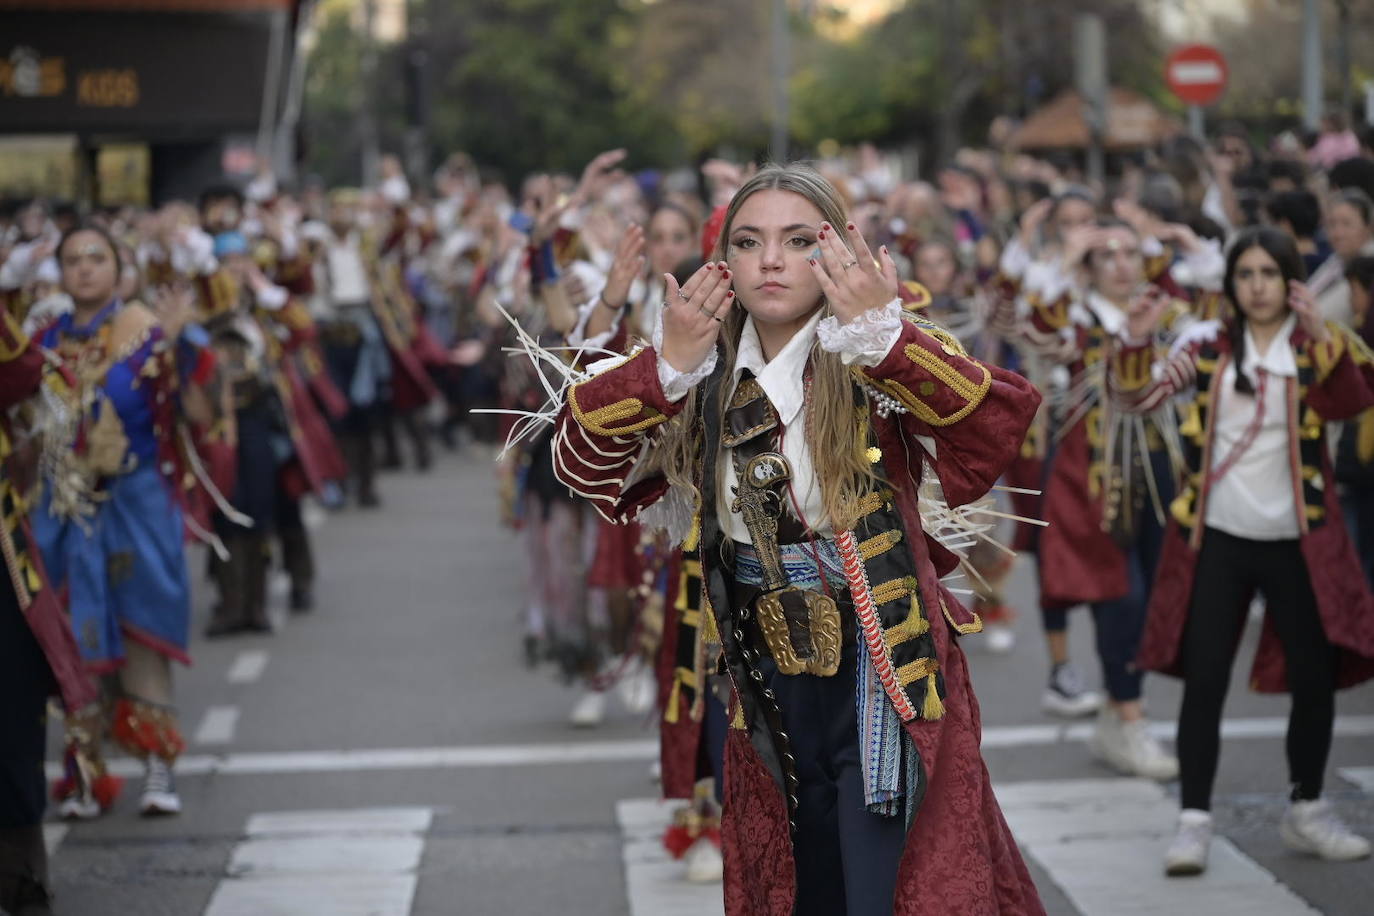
[1204,314,1301,540]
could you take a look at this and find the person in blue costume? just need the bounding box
[29,226,218,820]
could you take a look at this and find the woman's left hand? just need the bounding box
[808,220,899,325]
[1288,280,1330,344]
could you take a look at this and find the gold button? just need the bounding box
[919,381,936,397]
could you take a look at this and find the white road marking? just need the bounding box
[226,650,270,685]
[618,799,723,916]
[42,715,1374,781]
[194,706,240,746]
[203,807,431,916]
[43,824,67,856]
[1339,767,1374,794]
[996,778,1318,915]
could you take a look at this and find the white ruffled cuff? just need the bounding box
[652,319,717,402]
[816,299,903,367]
[567,297,617,349]
[998,237,1032,279]
[1172,238,1226,292]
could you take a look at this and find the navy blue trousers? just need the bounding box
[760,642,908,916]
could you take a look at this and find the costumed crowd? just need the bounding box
[4,114,1374,914]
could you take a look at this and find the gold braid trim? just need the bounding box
[940,595,983,634]
[855,490,889,517]
[859,342,992,428]
[895,657,937,685]
[1114,344,1154,391]
[870,575,916,606]
[0,312,28,362]
[1311,326,1347,383]
[885,595,930,648]
[567,350,670,436]
[857,529,902,561]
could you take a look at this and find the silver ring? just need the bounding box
[678,290,691,301]
[698,304,711,315]
[711,315,724,323]
[842,259,859,270]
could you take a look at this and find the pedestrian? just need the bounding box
[553,163,1045,915]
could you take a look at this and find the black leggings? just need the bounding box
[1177,528,1337,811]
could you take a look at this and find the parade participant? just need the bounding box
[912,236,1018,653]
[309,190,392,508]
[31,226,218,818]
[996,213,1225,779]
[1310,189,1374,327]
[1338,255,1374,587]
[553,163,1044,915]
[991,193,1102,718]
[1114,228,1374,875]
[0,309,96,916]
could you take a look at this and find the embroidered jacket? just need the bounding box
[1111,319,1374,692]
[552,310,1044,915]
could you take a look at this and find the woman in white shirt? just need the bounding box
[552,164,1044,915]
[1114,227,1374,877]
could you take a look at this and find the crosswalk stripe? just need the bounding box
[226,650,270,685]
[194,706,240,746]
[617,799,723,916]
[43,714,1374,781]
[43,824,67,856]
[202,806,432,916]
[995,778,1318,915]
[1339,767,1374,794]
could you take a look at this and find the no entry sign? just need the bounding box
[1166,44,1228,107]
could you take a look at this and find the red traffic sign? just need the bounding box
[1166,44,1228,106]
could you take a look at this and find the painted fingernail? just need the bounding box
[847,223,856,231]
[726,291,735,299]
[819,231,826,240]
[809,258,817,266]
[706,263,714,270]
[723,270,731,278]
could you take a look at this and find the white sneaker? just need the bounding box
[58,792,102,821]
[617,662,657,715]
[1090,708,1179,780]
[1042,663,1102,718]
[1164,809,1212,876]
[1280,799,1372,861]
[138,757,181,817]
[683,836,724,883]
[984,624,1016,654]
[569,689,608,728]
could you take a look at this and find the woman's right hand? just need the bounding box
[659,261,733,374]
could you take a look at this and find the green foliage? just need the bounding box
[300,0,1170,186]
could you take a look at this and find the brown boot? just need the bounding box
[0,824,54,916]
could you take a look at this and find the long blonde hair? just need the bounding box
[650,163,877,532]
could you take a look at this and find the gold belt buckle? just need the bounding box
[755,586,842,677]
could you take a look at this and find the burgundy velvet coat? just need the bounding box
[1111,321,1374,692]
[0,312,97,711]
[553,316,1045,915]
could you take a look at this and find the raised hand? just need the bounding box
[1125,284,1172,341]
[1018,197,1053,248]
[659,261,734,374]
[150,281,197,340]
[1288,280,1330,344]
[807,220,899,325]
[601,224,646,310]
[573,149,628,206]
